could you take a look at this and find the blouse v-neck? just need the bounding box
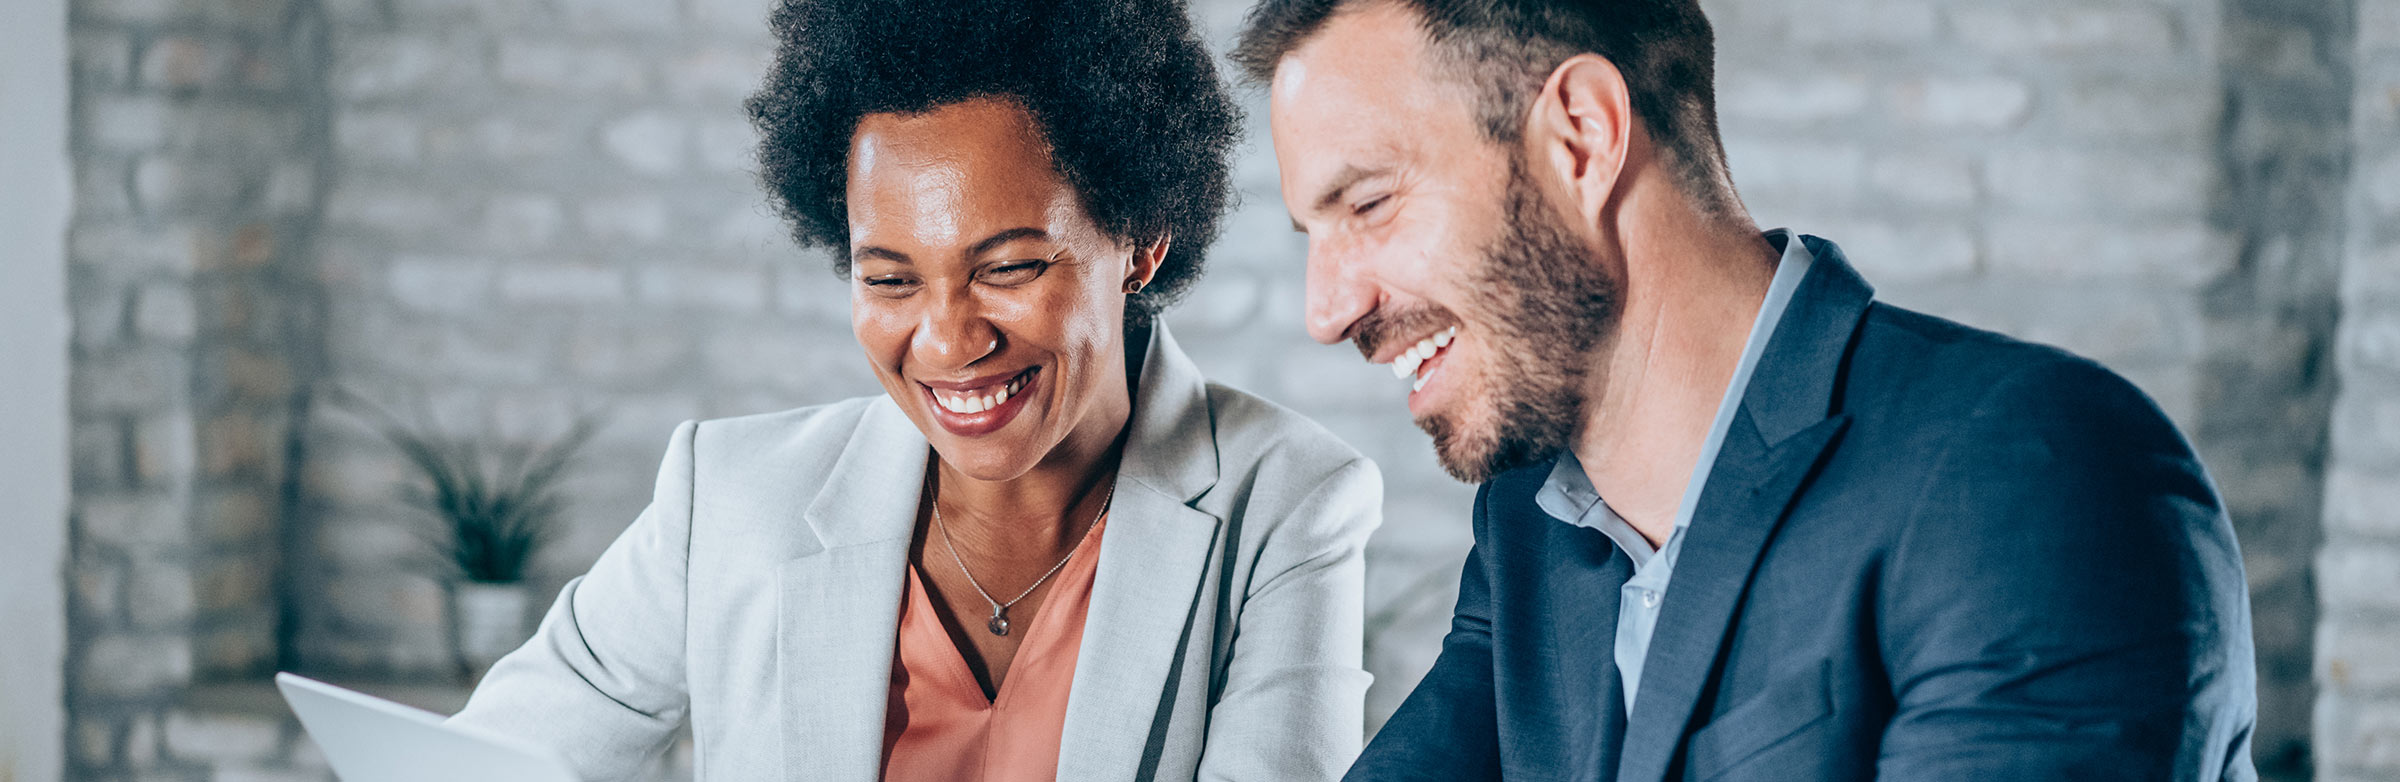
[879,515,1108,781]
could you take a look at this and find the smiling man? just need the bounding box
[1232,1,2259,780]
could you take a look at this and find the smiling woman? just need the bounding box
[441,1,1384,781]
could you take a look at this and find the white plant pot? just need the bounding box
[452,582,533,674]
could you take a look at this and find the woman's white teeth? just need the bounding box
[936,375,1026,414]
[1389,327,1459,384]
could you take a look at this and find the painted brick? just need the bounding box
[2348,242,2400,306]
[498,262,630,305]
[2340,311,2400,380]
[1866,151,1978,207]
[1821,221,1978,283]
[1719,71,1873,123]
[684,0,774,33]
[555,0,681,33]
[132,411,196,486]
[1983,219,2234,287]
[82,95,174,152]
[1778,0,1942,47]
[634,265,770,313]
[332,35,469,100]
[1887,76,2034,131]
[577,194,672,245]
[133,283,199,342]
[73,30,134,90]
[663,45,766,100]
[602,112,688,175]
[495,39,649,94]
[138,35,233,91]
[2330,393,2400,470]
[334,110,422,163]
[1950,6,2182,56]
[480,194,566,252]
[386,254,495,312]
[2316,691,2400,773]
[77,633,194,697]
[75,347,187,414]
[162,710,282,764]
[124,557,196,629]
[2321,542,2400,613]
[2321,618,2400,693]
[691,116,755,172]
[1984,147,2215,217]
[2052,75,2220,142]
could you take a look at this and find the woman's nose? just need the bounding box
[912,290,1001,371]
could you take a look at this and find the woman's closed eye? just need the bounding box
[978,260,1048,286]
[861,274,919,295]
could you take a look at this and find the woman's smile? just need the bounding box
[920,367,1041,437]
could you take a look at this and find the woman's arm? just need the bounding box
[448,421,696,782]
[1195,457,1382,782]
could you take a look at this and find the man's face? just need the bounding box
[1270,5,1621,482]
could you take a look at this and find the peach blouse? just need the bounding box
[879,516,1107,781]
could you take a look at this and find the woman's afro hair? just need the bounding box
[745,0,1243,326]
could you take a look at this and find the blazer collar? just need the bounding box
[1616,236,1873,782]
[1117,323,1222,503]
[799,323,1222,552]
[1738,234,1874,447]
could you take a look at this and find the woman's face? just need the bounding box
[846,97,1156,482]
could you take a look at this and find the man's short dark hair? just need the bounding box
[745,0,1240,325]
[1231,0,1737,218]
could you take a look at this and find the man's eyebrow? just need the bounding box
[1314,164,1389,213]
[1290,163,1392,231]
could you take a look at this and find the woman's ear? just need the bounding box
[1127,234,1170,292]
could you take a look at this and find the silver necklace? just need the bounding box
[931,482,1114,637]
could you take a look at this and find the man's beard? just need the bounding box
[1417,157,1621,483]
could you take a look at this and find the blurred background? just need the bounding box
[1,0,2394,779]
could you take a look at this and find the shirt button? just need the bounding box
[1641,590,1660,608]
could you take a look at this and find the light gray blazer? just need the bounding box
[450,326,1382,781]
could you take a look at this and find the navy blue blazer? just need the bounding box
[1348,237,2256,782]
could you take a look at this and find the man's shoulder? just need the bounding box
[1842,301,2173,441]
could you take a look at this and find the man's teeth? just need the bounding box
[934,374,1028,414]
[1389,326,1460,383]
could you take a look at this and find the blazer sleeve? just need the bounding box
[447,420,696,782]
[1195,457,1382,782]
[1874,357,2256,781]
[1342,481,1502,782]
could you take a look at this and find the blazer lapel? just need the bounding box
[1058,325,1224,782]
[1613,413,1847,782]
[779,400,927,780]
[1616,236,1876,782]
[1057,483,1222,781]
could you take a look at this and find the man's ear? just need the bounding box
[1524,54,1633,225]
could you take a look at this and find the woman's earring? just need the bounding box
[1124,278,1145,294]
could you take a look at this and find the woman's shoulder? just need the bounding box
[1198,380,1378,495]
[683,395,898,476]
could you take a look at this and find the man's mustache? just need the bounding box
[1351,305,1461,362]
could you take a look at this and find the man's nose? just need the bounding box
[1304,245,1375,346]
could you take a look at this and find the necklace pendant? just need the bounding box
[987,608,1010,637]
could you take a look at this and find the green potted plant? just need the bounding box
[345,393,600,677]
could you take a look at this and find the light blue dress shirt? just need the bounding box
[1532,229,1816,712]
